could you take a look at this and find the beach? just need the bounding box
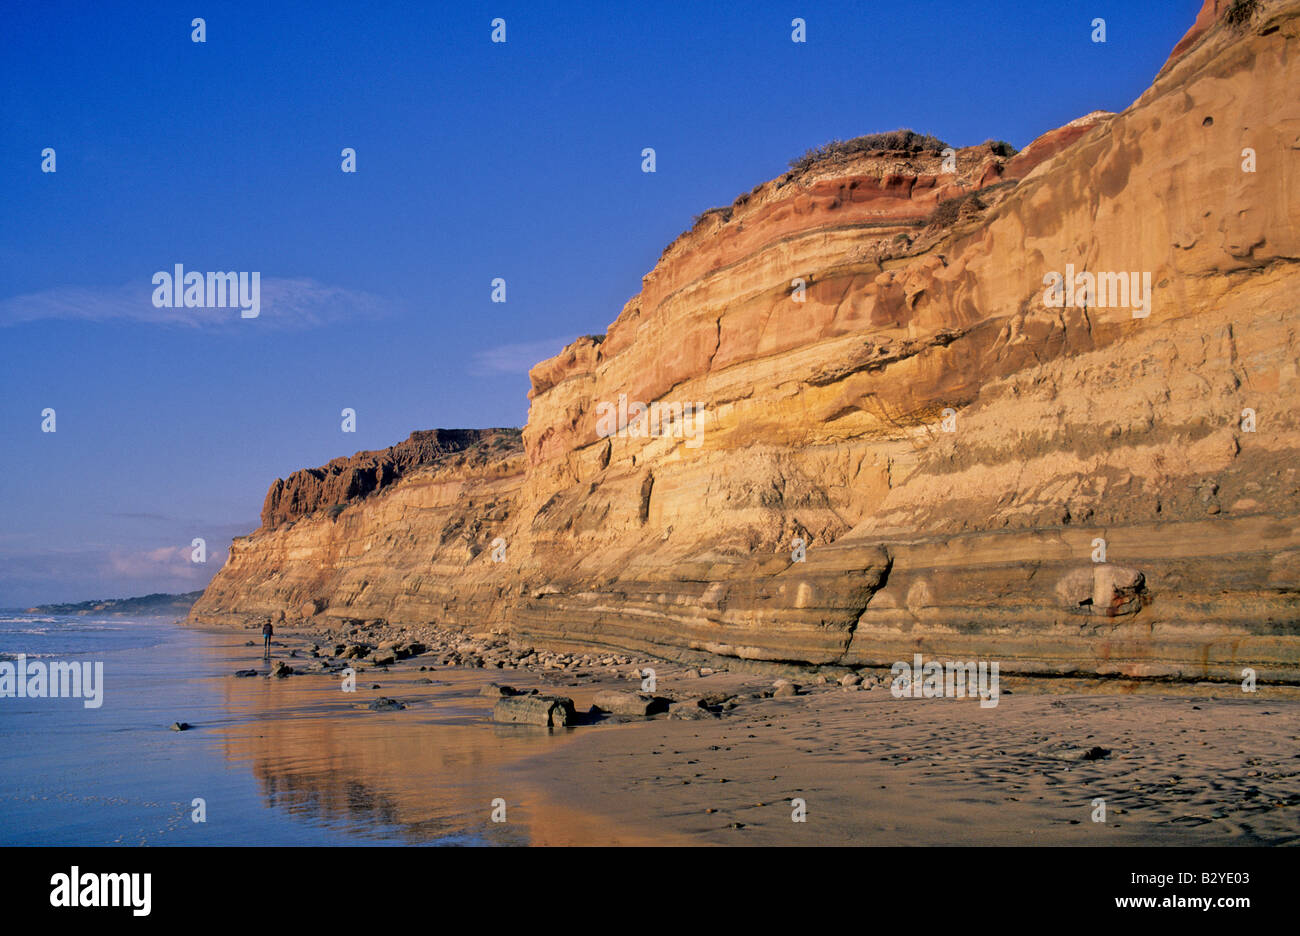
[2,614,1296,846]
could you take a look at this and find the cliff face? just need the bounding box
[190,0,1300,681]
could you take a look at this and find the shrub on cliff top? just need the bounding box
[789,129,949,171]
[692,205,734,227]
[928,190,986,228]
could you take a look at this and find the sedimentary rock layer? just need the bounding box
[191,0,1300,682]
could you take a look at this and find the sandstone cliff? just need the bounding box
[191,0,1300,682]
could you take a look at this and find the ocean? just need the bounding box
[0,613,532,845]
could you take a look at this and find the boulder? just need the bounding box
[668,699,716,720]
[592,690,667,716]
[1056,564,1146,617]
[271,661,294,677]
[493,694,576,727]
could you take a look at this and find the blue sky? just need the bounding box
[0,0,1198,605]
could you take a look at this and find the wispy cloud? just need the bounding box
[0,277,389,328]
[467,335,578,377]
[0,541,231,607]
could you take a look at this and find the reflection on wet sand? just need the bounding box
[197,629,663,845]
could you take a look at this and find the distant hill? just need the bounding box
[27,591,204,616]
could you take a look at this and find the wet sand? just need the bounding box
[201,624,1300,846]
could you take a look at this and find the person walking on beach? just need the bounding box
[262,620,273,657]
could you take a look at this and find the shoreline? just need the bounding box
[187,619,1300,845]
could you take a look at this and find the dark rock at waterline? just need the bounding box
[368,697,406,711]
[169,722,192,731]
[493,694,575,727]
[592,690,668,716]
[669,699,717,720]
[234,669,259,678]
[271,661,294,677]
[480,682,522,698]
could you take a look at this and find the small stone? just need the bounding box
[169,722,191,731]
[480,683,519,698]
[233,669,258,678]
[841,673,862,687]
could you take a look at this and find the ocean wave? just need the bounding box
[0,623,119,634]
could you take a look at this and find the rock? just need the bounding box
[1055,564,1146,617]
[480,682,520,698]
[371,651,397,666]
[592,690,668,716]
[169,722,191,731]
[773,683,800,698]
[668,699,716,720]
[683,668,701,679]
[233,669,259,678]
[299,599,323,618]
[270,661,294,677]
[492,694,576,727]
[368,697,406,711]
[841,673,862,687]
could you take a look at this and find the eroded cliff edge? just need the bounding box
[191,0,1300,682]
